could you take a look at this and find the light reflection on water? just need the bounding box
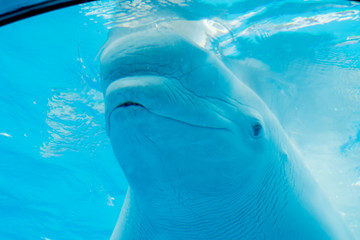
[40,87,104,158]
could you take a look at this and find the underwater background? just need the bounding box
[0,0,360,239]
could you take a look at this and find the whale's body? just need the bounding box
[100,28,354,240]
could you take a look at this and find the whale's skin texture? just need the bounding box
[100,28,354,240]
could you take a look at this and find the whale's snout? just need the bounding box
[101,29,236,139]
[104,76,170,134]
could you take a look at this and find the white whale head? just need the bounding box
[100,28,355,240]
[100,28,281,201]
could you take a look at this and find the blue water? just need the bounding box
[0,5,126,239]
[1,0,360,239]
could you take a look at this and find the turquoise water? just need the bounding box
[1,0,360,239]
[0,5,126,239]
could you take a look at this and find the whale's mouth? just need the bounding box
[105,76,230,135]
[116,101,145,109]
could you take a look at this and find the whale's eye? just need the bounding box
[251,122,263,139]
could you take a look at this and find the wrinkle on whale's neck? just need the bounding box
[115,148,340,240]
[115,153,292,240]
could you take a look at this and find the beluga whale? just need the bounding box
[100,26,354,240]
